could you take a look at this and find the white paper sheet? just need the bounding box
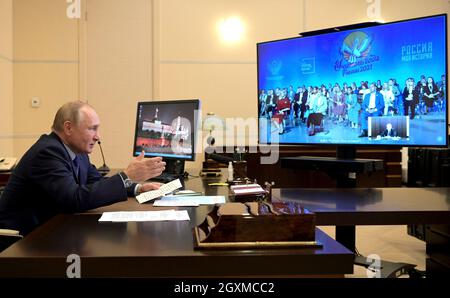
[153,195,226,207]
[98,210,190,222]
[135,179,183,204]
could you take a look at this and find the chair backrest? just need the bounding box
[0,186,23,252]
[0,229,23,252]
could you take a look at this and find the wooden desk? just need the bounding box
[88,175,229,216]
[0,213,353,277]
[272,187,450,274]
[0,173,354,277]
[271,187,450,226]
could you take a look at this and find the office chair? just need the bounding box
[0,186,23,252]
[0,229,23,252]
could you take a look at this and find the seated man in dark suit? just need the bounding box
[381,123,398,137]
[0,101,166,236]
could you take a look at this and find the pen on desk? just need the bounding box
[172,192,203,196]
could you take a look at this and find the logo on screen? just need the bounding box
[266,59,284,81]
[341,32,372,64]
[335,31,379,77]
[301,57,316,74]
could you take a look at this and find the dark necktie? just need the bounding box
[73,156,80,181]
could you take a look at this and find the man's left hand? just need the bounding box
[137,182,162,194]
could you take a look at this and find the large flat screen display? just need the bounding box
[257,14,448,147]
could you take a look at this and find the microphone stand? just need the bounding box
[97,141,110,176]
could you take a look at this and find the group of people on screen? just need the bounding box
[259,74,446,136]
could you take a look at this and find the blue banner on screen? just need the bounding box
[257,14,447,147]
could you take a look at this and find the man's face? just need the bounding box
[66,106,100,154]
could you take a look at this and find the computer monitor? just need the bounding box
[133,99,200,178]
[257,14,448,149]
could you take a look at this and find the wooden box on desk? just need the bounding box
[193,202,318,249]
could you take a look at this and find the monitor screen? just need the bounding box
[133,99,200,161]
[257,14,448,147]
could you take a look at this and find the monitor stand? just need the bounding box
[151,159,186,183]
[165,159,185,177]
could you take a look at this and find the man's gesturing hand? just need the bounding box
[123,151,166,182]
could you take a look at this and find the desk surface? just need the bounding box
[0,213,353,277]
[0,173,354,277]
[88,175,229,214]
[272,187,450,226]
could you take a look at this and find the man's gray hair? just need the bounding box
[51,101,90,132]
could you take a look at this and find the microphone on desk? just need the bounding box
[97,140,110,175]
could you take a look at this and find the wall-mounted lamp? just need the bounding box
[218,16,245,43]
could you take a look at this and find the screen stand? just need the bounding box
[280,146,384,251]
[150,159,186,183]
[280,148,416,277]
[164,159,185,178]
[336,145,356,159]
[149,159,186,183]
[335,145,357,187]
[334,146,357,252]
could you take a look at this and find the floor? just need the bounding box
[319,225,426,278]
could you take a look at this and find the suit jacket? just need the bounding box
[0,132,128,235]
[424,83,439,100]
[381,128,397,137]
[362,92,384,116]
[403,86,419,104]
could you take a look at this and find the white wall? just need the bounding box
[0,0,13,157]
[83,0,153,169]
[12,0,79,158]
[9,0,450,176]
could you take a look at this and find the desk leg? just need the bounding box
[335,226,356,252]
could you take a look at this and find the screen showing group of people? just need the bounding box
[257,15,447,146]
[258,74,446,144]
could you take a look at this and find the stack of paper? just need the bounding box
[153,195,226,207]
[136,179,183,204]
[230,184,266,196]
[98,210,190,222]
